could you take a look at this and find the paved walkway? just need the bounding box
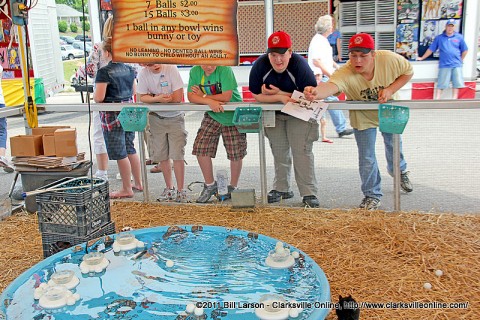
[1,92,479,216]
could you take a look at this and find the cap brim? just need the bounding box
[267,47,289,54]
[348,47,372,54]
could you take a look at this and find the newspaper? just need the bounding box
[281,90,329,123]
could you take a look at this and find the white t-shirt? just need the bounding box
[307,33,335,76]
[137,65,184,118]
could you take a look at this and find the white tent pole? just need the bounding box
[265,0,274,41]
[88,0,101,44]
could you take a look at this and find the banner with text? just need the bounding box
[112,0,239,65]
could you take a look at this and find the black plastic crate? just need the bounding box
[41,221,116,258]
[20,162,92,213]
[36,177,111,236]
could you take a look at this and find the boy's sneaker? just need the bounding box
[400,171,413,193]
[217,185,236,201]
[176,189,189,203]
[302,195,320,208]
[157,187,176,202]
[0,156,14,173]
[196,182,218,203]
[267,190,294,203]
[359,196,381,210]
[94,171,108,181]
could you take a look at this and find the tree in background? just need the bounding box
[55,0,88,14]
[70,23,78,33]
[82,21,90,32]
[58,20,68,33]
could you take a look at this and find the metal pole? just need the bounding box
[258,124,268,204]
[393,133,401,211]
[137,131,149,202]
[264,0,274,39]
[17,25,35,133]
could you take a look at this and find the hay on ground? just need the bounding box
[0,202,478,319]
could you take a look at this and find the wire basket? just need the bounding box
[233,107,263,133]
[378,104,409,134]
[118,107,149,132]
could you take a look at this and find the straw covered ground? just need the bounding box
[0,202,479,319]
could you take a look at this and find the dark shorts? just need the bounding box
[103,125,136,160]
[192,113,247,161]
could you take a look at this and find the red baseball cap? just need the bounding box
[348,33,375,53]
[267,31,292,54]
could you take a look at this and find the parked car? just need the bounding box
[59,35,75,44]
[70,65,93,86]
[74,35,91,42]
[72,41,92,56]
[60,44,84,60]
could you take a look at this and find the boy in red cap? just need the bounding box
[249,31,320,208]
[304,33,414,210]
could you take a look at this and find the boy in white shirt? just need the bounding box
[136,64,188,202]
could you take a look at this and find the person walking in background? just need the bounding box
[137,64,188,203]
[86,15,113,181]
[308,14,353,143]
[188,65,246,203]
[93,37,142,199]
[249,31,320,208]
[304,33,414,210]
[417,19,468,99]
[327,16,343,63]
[0,66,14,173]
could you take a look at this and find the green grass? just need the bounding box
[63,59,91,84]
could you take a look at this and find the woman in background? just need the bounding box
[0,65,14,173]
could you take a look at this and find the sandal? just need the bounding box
[322,139,333,144]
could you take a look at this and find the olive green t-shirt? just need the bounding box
[187,66,242,126]
[329,50,413,130]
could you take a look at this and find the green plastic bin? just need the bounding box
[118,107,149,132]
[233,107,263,133]
[379,104,409,134]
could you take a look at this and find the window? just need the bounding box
[338,0,396,60]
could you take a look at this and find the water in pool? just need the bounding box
[0,226,330,319]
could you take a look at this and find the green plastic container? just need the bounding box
[378,104,409,134]
[232,107,263,133]
[118,107,149,132]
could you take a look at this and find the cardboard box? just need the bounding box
[54,128,77,157]
[42,134,56,156]
[10,135,43,157]
[32,126,70,136]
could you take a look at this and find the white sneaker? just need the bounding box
[0,156,14,173]
[176,189,189,203]
[157,187,176,202]
[94,171,108,181]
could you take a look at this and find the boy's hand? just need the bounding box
[303,86,317,101]
[160,94,173,103]
[208,100,224,112]
[191,85,203,96]
[261,84,280,95]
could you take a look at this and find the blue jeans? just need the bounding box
[354,128,407,199]
[328,109,347,133]
[322,76,347,133]
[0,104,6,149]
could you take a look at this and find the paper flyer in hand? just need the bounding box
[281,90,329,123]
